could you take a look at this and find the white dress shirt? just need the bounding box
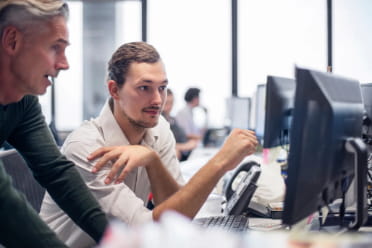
[175,105,200,136]
[39,100,185,248]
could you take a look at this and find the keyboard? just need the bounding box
[193,215,249,232]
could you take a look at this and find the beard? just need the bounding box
[123,109,159,130]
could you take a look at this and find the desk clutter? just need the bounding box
[98,211,372,248]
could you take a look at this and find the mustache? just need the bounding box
[143,106,161,111]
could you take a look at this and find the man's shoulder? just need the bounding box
[64,119,103,146]
[175,106,190,118]
[61,119,105,160]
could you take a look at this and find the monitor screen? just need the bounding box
[263,76,296,148]
[225,97,251,130]
[254,84,266,141]
[282,67,367,229]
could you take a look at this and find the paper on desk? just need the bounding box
[252,158,286,206]
[181,152,285,203]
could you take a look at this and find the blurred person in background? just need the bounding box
[162,88,199,161]
[176,87,207,140]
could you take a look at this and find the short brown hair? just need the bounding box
[107,41,160,87]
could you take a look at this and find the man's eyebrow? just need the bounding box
[57,38,70,46]
[142,79,168,84]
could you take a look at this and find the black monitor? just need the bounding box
[263,76,296,148]
[282,67,368,230]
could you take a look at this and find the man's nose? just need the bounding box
[56,54,69,71]
[152,90,163,105]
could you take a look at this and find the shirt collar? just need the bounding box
[95,99,160,148]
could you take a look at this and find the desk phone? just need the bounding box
[194,161,261,232]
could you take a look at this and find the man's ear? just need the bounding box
[108,80,121,100]
[1,26,22,54]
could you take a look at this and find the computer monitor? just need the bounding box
[282,67,368,230]
[263,76,296,148]
[225,97,251,130]
[254,84,266,142]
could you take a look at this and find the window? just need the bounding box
[148,0,231,127]
[333,0,372,83]
[238,0,326,97]
[39,1,83,130]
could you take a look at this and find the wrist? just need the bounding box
[207,155,228,177]
[147,150,161,167]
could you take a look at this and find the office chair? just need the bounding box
[0,149,46,213]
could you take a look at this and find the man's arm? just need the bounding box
[0,162,67,247]
[89,145,180,205]
[152,129,257,219]
[175,139,199,153]
[91,128,257,220]
[7,96,108,242]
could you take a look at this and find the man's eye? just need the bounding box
[159,86,167,91]
[52,45,60,51]
[139,86,148,91]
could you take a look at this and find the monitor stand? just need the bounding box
[317,138,369,232]
[344,138,368,230]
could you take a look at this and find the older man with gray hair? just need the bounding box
[0,1,109,247]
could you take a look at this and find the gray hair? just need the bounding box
[0,0,69,36]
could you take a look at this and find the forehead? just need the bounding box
[28,16,69,45]
[127,61,167,79]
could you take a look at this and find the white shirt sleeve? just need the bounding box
[63,139,153,225]
[175,107,193,135]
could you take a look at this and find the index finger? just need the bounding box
[88,147,111,161]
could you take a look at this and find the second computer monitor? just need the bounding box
[263,76,296,148]
[282,67,367,229]
[225,97,251,130]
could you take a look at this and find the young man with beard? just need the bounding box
[40,41,258,248]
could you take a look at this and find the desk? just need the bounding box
[97,146,372,247]
[181,146,285,214]
[187,146,219,161]
[181,147,283,229]
[180,147,225,218]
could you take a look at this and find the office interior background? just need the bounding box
[39,0,372,134]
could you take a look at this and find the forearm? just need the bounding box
[152,156,225,220]
[146,155,180,205]
[8,99,109,242]
[44,162,108,242]
[6,96,108,243]
[175,141,195,152]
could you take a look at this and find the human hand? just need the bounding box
[213,129,258,172]
[185,139,199,150]
[88,145,159,184]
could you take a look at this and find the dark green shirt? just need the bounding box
[0,95,108,247]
